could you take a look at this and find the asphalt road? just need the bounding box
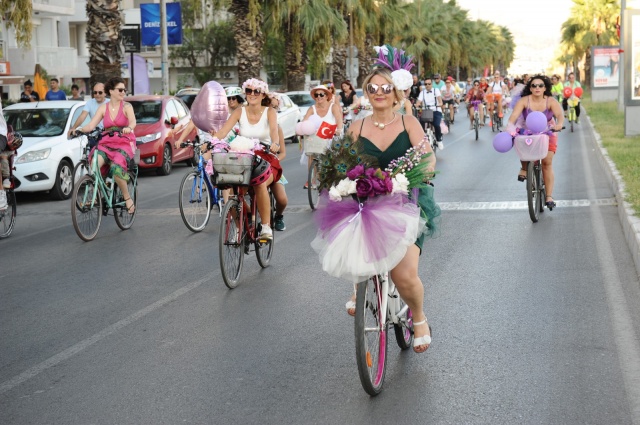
[1,111,640,425]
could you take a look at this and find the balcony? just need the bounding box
[8,46,78,77]
[33,0,75,16]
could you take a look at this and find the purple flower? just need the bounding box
[356,178,375,197]
[347,164,365,180]
[370,177,387,195]
[383,176,393,193]
[365,167,377,178]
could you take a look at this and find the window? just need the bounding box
[129,100,162,124]
[164,100,179,122]
[4,108,72,137]
[174,99,188,119]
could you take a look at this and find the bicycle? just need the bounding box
[490,100,503,132]
[72,129,102,184]
[414,106,438,156]
[566,98,579,133]
[342,107,352,133]
[215,141,275,289]
[355,271,414,396]
[178,139,223,232]
[70,130,139,241]
[0,145,18,239]
[303,135,329,210]
[470,100,482,141]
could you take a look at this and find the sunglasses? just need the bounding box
[228,96,240,102]
[474,83,479,86]
[531,83,545,88]
[245,88,262,95]
[114,87,127,93]
[93,91,104,95]
[314,92,326,98]
[366,83,395,95]
[424,82,432,85]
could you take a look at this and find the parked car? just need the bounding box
[175,88,200,110]
[126,95,199,175]
[285,91,314,118]
[4,101,87,199]
[273,93,301,142]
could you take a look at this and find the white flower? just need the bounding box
[229,136,257,153]
[374,45,389,56]
[329,186,342,202]
[392,173,409,195]
[391,69,413,91]
[336,177,356,196]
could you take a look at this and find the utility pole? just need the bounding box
[160,0,169,95]
[619,0,626,111]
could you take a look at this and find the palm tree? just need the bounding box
[0,0,32,47]
[230,0,264,83]
[86,0,123,88]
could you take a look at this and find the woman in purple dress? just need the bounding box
[77,77,137,213]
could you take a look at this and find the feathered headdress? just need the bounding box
[373,45,415,91]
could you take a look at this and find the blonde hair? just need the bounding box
[361,68,403,104]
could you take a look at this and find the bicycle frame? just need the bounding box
[191,147,220,210]
[226,185,259,245]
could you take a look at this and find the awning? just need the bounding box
[0,76,26,85]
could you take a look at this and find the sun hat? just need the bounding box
[310,85,332,98]
[225,86,244,101]
[446,76,453,82]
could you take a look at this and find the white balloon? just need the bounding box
[308,114,322,130]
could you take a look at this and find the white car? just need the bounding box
[4,101,89,199]
[273,93,301,142]
[285,91,314,119]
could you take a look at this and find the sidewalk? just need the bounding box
[585,113,640,276]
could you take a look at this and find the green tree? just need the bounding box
[0,0,32,48]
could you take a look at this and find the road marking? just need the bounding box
[437,198,617,211]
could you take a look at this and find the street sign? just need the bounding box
[122,26,141,53]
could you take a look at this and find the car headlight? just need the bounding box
[16,148,51,164]
[136,132,162,144]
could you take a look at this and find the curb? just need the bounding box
[586,114,640,277]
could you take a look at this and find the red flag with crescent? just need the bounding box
[316,121,337,139]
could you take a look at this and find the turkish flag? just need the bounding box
[316,121,338,139]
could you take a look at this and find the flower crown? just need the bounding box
[241,78,269,94]
[373,45,415,91]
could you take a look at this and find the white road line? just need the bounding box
[437,198,617,211]
[579,127,640,425]
[0,219,313,396]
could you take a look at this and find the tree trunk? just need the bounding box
[230,0,264,84]
[86,0,123,88]
[583,49,592,89]
[356,34,375,88]
[332,44,348,87]
[284,21,308,91]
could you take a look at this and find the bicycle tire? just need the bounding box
[179,170,211,232]
[474,116,479,141]
[114,171,137,230]
[71,175,102,241]
[491,113,497,132]
[255,192,275,268]
[393,294,413,350]
[539,167,546,213]
[355,275,388,396]
[308,159,320,210]
[526,161,540,223]
[219,198,244,289]
[73,159,90,185]
[0,190,16,239]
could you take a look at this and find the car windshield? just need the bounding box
[177,94,197,110]
[288,94,314,107]
[129,100,162,124]
[4,108,71,137]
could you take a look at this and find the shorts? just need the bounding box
[486,93,502,103]
[548,133,558,153]
[443,99,455,106]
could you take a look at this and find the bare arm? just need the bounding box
[405,114,436,173]
[71,110,89,131]
[508,97,527,127]
[276,126,286,161]
[332,103,344,133]
[212,107,243,140]
[174,120,197,148]
[549,98,564,131]
[122,103,136,134]
[267,107,279,152]
[78,104,107,132]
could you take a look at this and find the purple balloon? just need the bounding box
[525,111,547,134]
[191,81,229,133]
[493,131,513,153]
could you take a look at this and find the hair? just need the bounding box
[261,95,272,107]
[321,80,335,94]
[24,80,33,87]
[71,84,79,90]
[50,78,59,83]
[521,74,552,97]
[105,77,126,93]
[361,67,403,104]
[341,80,355,92]
[473,79,480,85]
[568,72,575,78]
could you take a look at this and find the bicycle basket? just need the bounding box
[304,135,329,155]
[514,134,549,161]
[212,152,254,186]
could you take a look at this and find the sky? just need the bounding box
[455,0,574,75]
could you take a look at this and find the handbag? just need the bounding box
[420,90,435,121]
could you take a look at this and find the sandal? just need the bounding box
[517,168,526,182]
[545,197,556,211]
[412,317,432,353]
[124,197,135,214]
[345,299,356,317]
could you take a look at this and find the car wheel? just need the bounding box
[50,159,74,200]
[157,144,172,176]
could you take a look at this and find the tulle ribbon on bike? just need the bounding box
[311,193,426,283]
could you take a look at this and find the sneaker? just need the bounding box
[489,120,493,127]
[576,118,580,124]
[469,123,474,130]
[274,215,286,231]
[2,178,10,189]
[437,141,444,150]
[0,190,7,211]
[259,224,273,241]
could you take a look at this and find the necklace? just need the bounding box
[372,113,397,130]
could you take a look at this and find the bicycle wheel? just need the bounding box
[496,115,502,131]
[538,167,546,213]
[114,172,137,230]
[255,192,275,268]
[393,293,413,350]
[526,161,540,223]
[71,175,102,241]
[491,113,497,132]
[0,190,16,239]
[570,109,574,133]
[219,198,244,289]
[308,159,320,210]
[355,275,388,396]
[73,159,90,185]
[474,116,479,141]
[179,170,211,232]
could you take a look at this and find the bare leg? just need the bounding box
[519,160,528,179]
[114,175,134,212]
[254,175,274,227]
[497,98,504,117]
[270,182,288,215]
[542,152,555,200]
[390,244,430,353]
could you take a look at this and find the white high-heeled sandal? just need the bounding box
[412,318,432,351]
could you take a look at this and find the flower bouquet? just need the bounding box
[311,135,437,282]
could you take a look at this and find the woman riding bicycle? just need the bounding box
[466,80,485,129]
[75,77,136,214]
[212,78,279,240]
[507,75,564,209]
[347,66,439,354]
